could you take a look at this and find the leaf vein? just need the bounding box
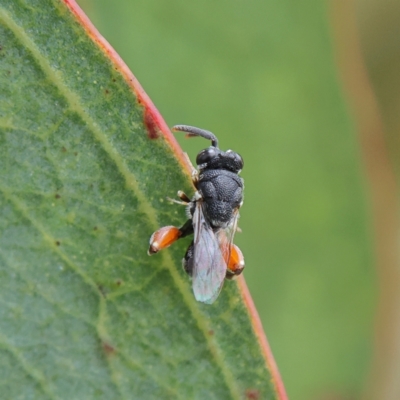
[0,332,59,400]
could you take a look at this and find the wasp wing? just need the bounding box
[216,208,240,267]
[192,201,227,304]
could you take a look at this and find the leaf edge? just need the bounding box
[62,1,288,398]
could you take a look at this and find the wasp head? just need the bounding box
[196,147,243,173]
[172,125,244,174]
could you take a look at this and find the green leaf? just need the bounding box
[0,1,285,399]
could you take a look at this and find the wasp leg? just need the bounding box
[166,198,187,206]
[178,151,200,188]
[178,219,194,238]
[148,219,194,255]
[166,190,192,206]
[182,240,194,276]
[225,244,245,280]
[182,152,196,174]
[191,170,199,189]
[148,226,181,255]
[177,190,191,203]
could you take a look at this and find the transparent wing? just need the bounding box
[216,209,240,267]
[192,201,227,304]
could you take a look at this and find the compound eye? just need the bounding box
[196,147,217,165]
[234,153,244,170]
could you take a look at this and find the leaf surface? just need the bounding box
[0,1,285,399]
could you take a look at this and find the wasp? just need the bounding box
[148,125,245,304]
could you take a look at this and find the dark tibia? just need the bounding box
[225,268,244,280]
[179,219,194,238]
[178,191,191,203]
[182,241,194,276]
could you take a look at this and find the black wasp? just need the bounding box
[148,125,245,304]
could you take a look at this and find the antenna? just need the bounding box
[172,125,219,148]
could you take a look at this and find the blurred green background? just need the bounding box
[76,0,400,399]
